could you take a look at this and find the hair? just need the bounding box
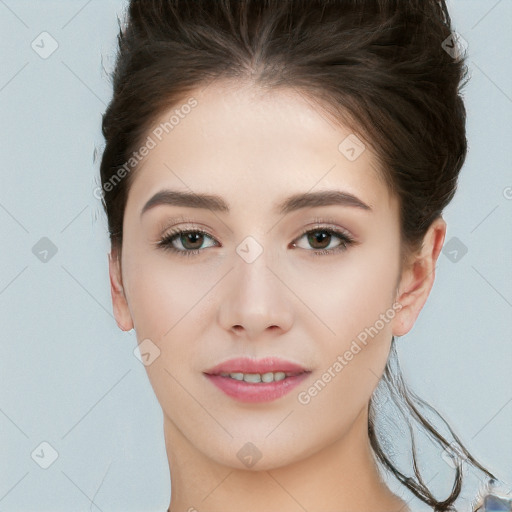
[99,0,499,509]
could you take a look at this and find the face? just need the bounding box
[109,80,435,471]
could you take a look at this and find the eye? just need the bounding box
[291,225,355,256]
[157,228,219,257]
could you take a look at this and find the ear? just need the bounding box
[391,216,446,337]
[108,248,134,331]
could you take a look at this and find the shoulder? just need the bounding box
[471,487,512,512]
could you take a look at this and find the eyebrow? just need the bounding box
[140,189,372,217]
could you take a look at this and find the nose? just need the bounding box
[217,248,294,341]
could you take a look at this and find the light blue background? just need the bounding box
[0,1,510,510]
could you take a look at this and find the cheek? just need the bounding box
[293,263,397,443]
[124,252,219,396]
[289,236,400,413]
[123,247,219,342]
[290,239,400,346]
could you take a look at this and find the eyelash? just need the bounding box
[156,219,356,259]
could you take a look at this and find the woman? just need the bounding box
[99,0,510,510]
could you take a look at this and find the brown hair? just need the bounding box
[99,1,498,509]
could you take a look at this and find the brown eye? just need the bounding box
[292,226,354,256]
[179,232,206,250]
[157,229,219,256]
[307,231,333,250]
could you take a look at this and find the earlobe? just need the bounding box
[391,217,446,337]
[108,250,134,332]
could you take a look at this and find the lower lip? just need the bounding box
[205,373,311,403]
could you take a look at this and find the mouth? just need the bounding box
[204,356,309,378]
[212,370,305,383]
[203,357,312,403]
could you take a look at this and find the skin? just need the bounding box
[108,79,446,512]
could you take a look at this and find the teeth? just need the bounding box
[261,372,274,383]
[244,373,261,383]
[219,371,290,383]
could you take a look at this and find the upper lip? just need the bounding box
[204,357,309,375]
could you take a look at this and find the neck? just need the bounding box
[164,404,409,512]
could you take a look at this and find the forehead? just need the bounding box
[126,80,395,216]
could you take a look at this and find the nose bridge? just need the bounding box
[217,234,294,338]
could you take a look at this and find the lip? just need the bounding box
[204,357,311,403]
